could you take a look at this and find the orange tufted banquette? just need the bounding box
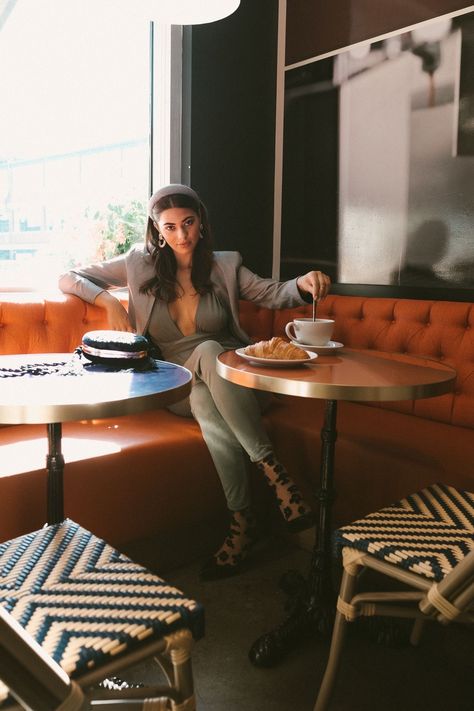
[0,292,473,548]
[272,295,474,428]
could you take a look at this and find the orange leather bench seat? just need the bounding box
[0,292,473,547]
[0,413,223,546]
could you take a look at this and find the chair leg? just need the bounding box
[90,631,196,711]
[313,568,359,711]
[409,618,426,646]
[167,629,195,711]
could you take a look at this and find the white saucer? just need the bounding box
[291,339,344,355]
[236,348,318,368]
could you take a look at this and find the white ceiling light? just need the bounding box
[140,0,240,25]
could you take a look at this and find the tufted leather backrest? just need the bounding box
[272,295,474,429]
[237,300,274,342]
[0,294,109,355]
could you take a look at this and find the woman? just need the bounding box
[59,183,331,580]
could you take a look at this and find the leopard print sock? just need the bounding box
[256,453,313,527]
[211,508,258,567]
[200,508,260,580]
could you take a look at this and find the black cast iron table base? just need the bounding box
[46,422,65,525]
[249,400,338,667]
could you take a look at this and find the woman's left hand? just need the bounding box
[296,271,331,301]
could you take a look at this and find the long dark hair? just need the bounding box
[140,192,214,302]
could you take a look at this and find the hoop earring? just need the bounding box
[158,233,166,248]
[199,224,204,240]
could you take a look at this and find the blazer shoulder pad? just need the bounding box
[212,251,243,269]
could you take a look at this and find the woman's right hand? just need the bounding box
[95,292,134,332]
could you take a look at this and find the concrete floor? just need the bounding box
[122,527,474,711]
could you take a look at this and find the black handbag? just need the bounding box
[0,331,156,379]
[80,330,156,370]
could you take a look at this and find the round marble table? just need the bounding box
[217,347,456,666]
[0,353,192,524]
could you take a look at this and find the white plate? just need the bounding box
[236,348,318,368]
[290,339,344,355]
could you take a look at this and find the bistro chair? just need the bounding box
[314,482,474,711]
[0,519,204,710]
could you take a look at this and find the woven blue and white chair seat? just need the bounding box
[0,519,204,710]
[314,483,474,711]
[335,482,474,582]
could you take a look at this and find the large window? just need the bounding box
[0,0,163,290]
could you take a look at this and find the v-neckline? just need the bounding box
[167,294,202,337]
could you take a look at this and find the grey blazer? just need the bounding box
[58,246,305,344]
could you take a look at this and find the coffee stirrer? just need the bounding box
[312,297,316,322]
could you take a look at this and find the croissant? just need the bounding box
[244,336,307,360]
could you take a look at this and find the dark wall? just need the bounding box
[286,0,473,65]
[186,0,278,276]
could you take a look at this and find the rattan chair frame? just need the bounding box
[0,518,201,711]
[1,603,196,711]
[314,547,474,711]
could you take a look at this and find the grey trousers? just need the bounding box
[168,340,273,511]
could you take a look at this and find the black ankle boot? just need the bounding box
[200,508,259,581]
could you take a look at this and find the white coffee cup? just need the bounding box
[285,318,334,346]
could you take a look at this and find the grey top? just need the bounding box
[148,291,242,367]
